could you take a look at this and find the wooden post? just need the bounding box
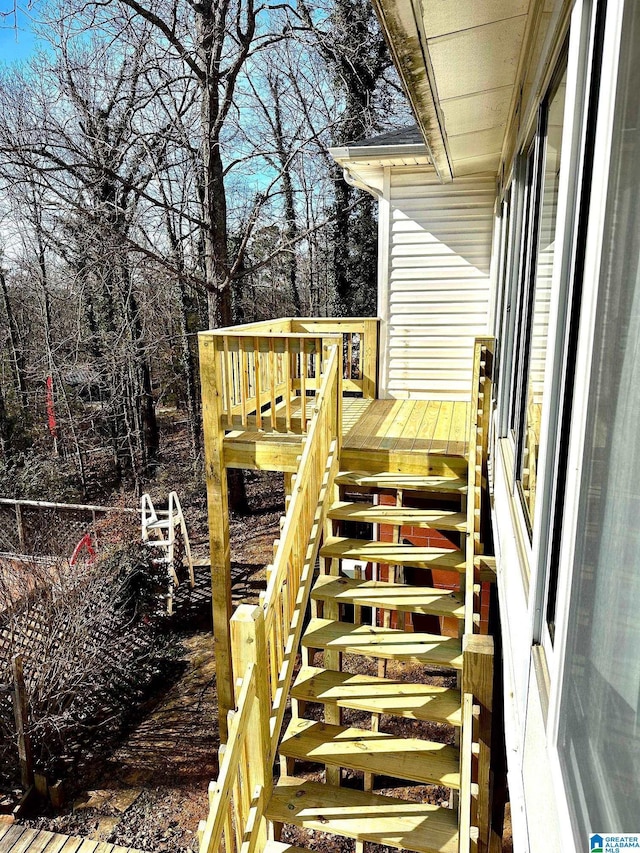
[199,333,233,742]
[12,655,33,789]
[230,605,272,848]
[15,503,25,552]
[463,634,494,853]
[362,319,379,399]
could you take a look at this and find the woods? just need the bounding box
[0,0,409,498]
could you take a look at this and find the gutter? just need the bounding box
[329,143,429,162]
[369,0,453,182]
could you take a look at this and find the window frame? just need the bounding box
[546,0,634,842]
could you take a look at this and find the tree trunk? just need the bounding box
[0,265,27,411]
[200,78,232,328]
[333,169,353,315]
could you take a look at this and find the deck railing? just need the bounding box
[203,318,377,435]
[291,318,378,398]
[197,660,270,853]
[198,343,341,853]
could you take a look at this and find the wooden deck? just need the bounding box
[223,398,469,476]
[0,824,145,853]
[341,399,469,476]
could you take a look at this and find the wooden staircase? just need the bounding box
[198,337,497,853]
[264,341,495,853]
[267,468,471,853]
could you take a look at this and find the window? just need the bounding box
[508,143,539,444]
[502,55,569,537]
[558,0,640,832]
[493,191,512,395]
[520,69,567,527]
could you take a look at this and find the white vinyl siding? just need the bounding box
[380,171,496,400]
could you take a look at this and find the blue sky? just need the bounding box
[0,2,38,64]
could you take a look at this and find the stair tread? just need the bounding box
[281,718,460,788]
[328,502,468,531]
[266,777,459,853]
[336,472,467,494]
[292,666,462,726]
[321,537,465,573]
[312,575,464,619]
[303,618,463,670]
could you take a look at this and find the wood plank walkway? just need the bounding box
[343,399,469,457]
[0,824,146,853]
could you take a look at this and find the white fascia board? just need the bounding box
[329,143,429,162]
[370,0,453,181]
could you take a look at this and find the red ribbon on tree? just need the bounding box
[45,375,58,438]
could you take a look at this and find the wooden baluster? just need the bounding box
[219,745,233,853]
[269,339,277,430]
[241,338,249,428]
[300,339,307,432]
[362,319,378,398]
[254,337,262,430]
[223,337,233,429]
[347,332,352,380]
[284,339,292,431]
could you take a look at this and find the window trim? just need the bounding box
[534,0,606,658]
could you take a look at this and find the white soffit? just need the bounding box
[423,0,530,39]
[329,144,433,196]
[373,0,531,180]
[423,2,529,178]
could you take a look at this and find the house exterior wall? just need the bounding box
[340,0,640,836]
[377,169,494,400]
[488,0,640,849]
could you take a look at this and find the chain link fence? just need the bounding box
[0,499,137,560]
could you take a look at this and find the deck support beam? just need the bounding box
[200,335,234,741]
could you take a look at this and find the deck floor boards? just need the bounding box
[341,399,469,475]
[343,400,469,457]
[223,397,469,474]
[0,826,144,853]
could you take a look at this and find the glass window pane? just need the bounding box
[521,71,567,526]
[558,0,640,833]
[509,148,537,436]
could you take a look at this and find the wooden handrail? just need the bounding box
[260,344,341,757]
[199,343,342,852]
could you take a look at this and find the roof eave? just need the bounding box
[369,0,453,182]
[329,143,429,162]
